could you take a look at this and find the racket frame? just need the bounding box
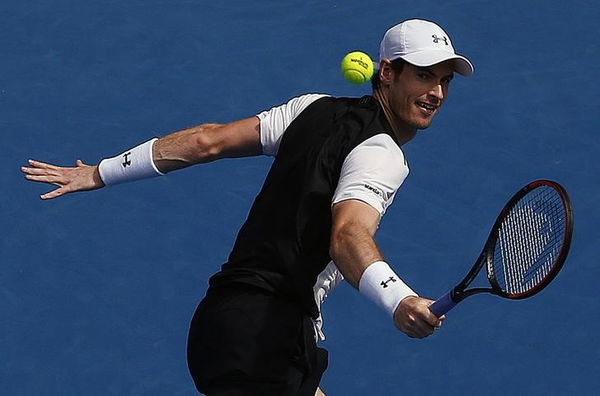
[431,179,573,316]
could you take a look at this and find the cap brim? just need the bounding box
[400,50,474,76]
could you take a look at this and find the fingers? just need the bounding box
[433,315,445,330]
[395,296,446,339]
[25,159,61,170]
[405,316,437,338]
[21,164,65,185]
[22,159,72,199]
[21,165,51,175]
[415,304,446,337]
[22,158,103,200]
[22,160,60,179]
[424,310,445,328]
[40,188,66,200]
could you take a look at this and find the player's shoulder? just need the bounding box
[270,93,379,114]
[311,94,375,107]
[353,134,408,173]
[296,94,382,120]
[285,93,331,112]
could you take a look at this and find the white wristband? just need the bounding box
[98,138,164,186]
[358,261,418,318]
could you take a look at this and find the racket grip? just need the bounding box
[429,291,457,317]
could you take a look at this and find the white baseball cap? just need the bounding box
[379,19,474,76]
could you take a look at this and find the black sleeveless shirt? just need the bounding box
[209,96,400,318]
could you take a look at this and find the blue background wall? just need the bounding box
[3,0,599,394]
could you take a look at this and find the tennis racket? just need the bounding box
[429,179,573,317]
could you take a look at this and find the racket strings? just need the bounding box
[491,186,567,295]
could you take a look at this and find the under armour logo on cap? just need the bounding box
[432,34,449,45]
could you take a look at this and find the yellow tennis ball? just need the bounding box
[340,51,374,84]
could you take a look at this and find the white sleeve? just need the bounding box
[257,93,330,156]
[312,261,344,342]
[332,134,409,216]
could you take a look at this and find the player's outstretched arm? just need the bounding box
[329,199,442,338]
[152,117,261,173]
[22,117,261,200]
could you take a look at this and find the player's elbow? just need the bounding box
[189,123,226,162]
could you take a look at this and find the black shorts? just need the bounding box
[187,284,328,396]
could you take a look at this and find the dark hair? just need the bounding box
[371,58,408,90]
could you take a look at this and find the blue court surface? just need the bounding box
[3,0,599,395]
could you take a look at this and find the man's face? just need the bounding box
[387,60,455,132]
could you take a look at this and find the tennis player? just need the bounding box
[22,19,473,396]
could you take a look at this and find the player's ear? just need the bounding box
[379,59,393,86]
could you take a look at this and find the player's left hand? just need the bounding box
[21,159,104,200]
[393,296,444,338]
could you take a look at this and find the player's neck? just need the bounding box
[372,89,417,146]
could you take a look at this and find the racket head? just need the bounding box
[485,180,573,299]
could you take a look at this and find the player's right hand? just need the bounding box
[393,296,444,338]
[21,159,104,200]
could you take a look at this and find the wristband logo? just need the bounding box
[122,152,132,168]
[380,276,397,288]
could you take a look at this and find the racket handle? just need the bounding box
[429,290,457,317]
